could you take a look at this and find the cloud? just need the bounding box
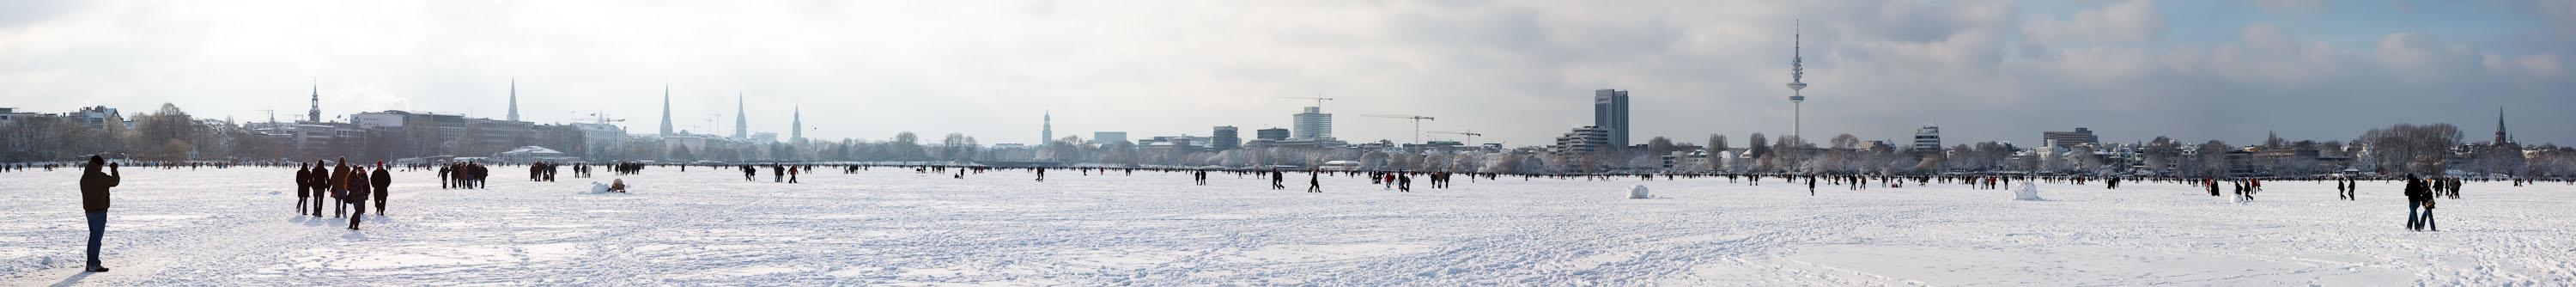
[2241,0,2331,13]
[2021,0,2166,45]
[0,0,2565,148]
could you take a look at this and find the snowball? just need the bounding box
[1630,185,1650,199]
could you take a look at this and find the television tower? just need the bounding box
[1785,20,1808,140]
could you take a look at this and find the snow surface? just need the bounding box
[2,168,2573,285]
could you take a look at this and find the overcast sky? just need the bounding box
[2,0,2569,148]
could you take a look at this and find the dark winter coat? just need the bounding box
[81,165,119,212]
[296,167,313,198]
[2403,179,2429,202]
[347,170,372,204]
[371,168,392,199]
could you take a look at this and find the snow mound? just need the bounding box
[587,181,630,194]
[2012,182,2043,201]
[1629,185,1650,199]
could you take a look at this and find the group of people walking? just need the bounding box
[440,162,489,189]
[295,157,389,230]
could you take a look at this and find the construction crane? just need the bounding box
[1361,114,1435,144]
[1276,95,1334,109]
[1429,131,1483,144]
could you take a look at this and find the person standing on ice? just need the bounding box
[371,162,391,216]
[296,163,313,216]
[1036,168,1045,182]
[2404,174,2429,230]
[787,166,799,183]
[332,158,351,217]
[79,156,118,272]
[346,166,371,230]
[312,160,330,216]
[1807,176,1816,196]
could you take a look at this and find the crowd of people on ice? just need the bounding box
[34,154,2576,273]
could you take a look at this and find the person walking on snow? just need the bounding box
[80,156,118,272]
[2405,174,2430,231]
[371,162,391,216]
[346,165,371,230]
[296,163,313,216]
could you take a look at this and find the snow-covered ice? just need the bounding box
[3,168,2573,285]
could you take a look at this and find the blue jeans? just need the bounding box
[85,211,105,269]
[2406,200,2422,230]
[2420,208,2437,231]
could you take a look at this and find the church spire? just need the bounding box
[307,78,321,122]
[2496,107,2510,144]
[659,84,674,136]
[507,77,519,122]
[791,103,803,143]
[734,92,749,139]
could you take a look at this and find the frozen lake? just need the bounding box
[2,167,2571,285]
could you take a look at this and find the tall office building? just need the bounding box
[1042,111,1054,144]
[2043,127,2098,149]
[1212,126,1241,150]
[1594,89,1630,149]
[1913,125,1941,152]
[1292,107,1333,140]
[1256,128,1290,141]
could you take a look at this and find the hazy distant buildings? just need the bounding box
[1256,128,1289,141]
[2044,127,2099,149]
[1041,111,1053,144]
[1594,89,1630,149]
[1914,125,1941,152]
[1292,107,1332,140]
[1212,126,1241,150]
[1093,131,1128,145]
[1554,126,1613,154]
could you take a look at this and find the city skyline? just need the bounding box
[1,1,2570,147]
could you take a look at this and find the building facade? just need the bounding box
[1212,126,1241,150]
[1292,107,1332,140]
[1092,131,1129,145]
[1914,125,1941,152]
[1553,126,1613,155]
[1594,89,1630,149]
[2044,127,2098,149]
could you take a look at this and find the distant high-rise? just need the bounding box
[734,93,749,140]
[1256,128,1290,141]
[507,77,519,122]
[1292,107,1333,140]
[1212,126,1241,150]
[1594,89,1630,149]
[307,79,321,122]
[659,84,674,136]
[1042,111,1054,144]
[791,105,804,143]
[1913,125,1941,152]
[2043,127,2098,149]
[1093,131,1129,145]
